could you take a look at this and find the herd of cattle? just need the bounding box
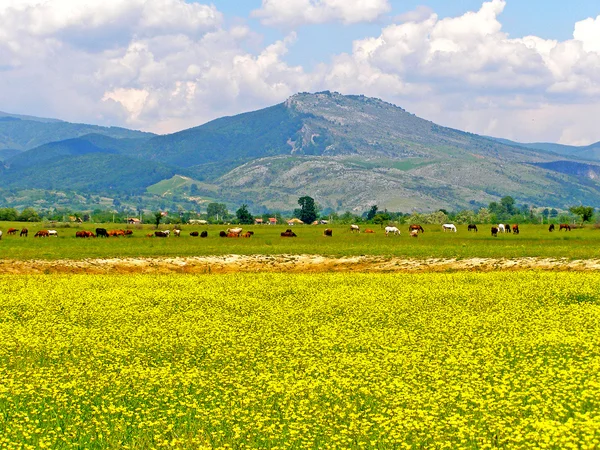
[0,223,577,241]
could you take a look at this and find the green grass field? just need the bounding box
[0,222,598,260]
[1,272,599,448]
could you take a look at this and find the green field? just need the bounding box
[0,222,599,260]
[1,272,599,448]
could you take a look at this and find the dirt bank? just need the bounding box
[1,255,600,274]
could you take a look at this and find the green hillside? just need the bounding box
[0,114,154,151]
[2,92,600,211]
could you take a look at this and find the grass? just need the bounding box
[0,222,598,260]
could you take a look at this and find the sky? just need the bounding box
[1,0,600,145]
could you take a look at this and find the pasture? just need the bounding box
[0,222,599,260]
[1,272,600,448]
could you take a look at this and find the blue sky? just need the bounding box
[1,0,600,144]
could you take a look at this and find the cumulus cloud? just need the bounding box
[1,0,600,145]
[251,0,391,27]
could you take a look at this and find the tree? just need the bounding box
[296,196,317,224]
[500,196,517,215]
[207,203,228,221]
[236,204,254,225]
[366,205,378,221]
[154,211,163,229]
[569,206,594,224]
[18,207,40,222]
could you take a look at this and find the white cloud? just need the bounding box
[1,0,600,146]
[251,0,391,27]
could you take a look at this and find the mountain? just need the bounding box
[490,137,600,162]
[2,92,600,211]
[0,111,154,152]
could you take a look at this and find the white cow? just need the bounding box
[350,224,360,233]
[442,224,457,232]
[48,230,58,237]
[385,226,401,236]
[227,227,243,236]
[189,219,208,225]
[498,224,505,233]
[173,229,181,237]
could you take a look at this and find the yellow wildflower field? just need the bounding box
[1,272,600,449]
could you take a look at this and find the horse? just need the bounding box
[505,224,511,234]
[559,224,571,231]
[20,228,28,237]
[498,224,505,233]
[350,224,360,233]
[34,230,49,237]
[409,224,425,233]
[468,224,478,232]
[7,228,17,235]
[385,226,400,236]
[442,224,457,232]
[512,225,519,234]
[548,224,555,232]
[491,226,498,237]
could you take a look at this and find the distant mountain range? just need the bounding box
[1,92,600,212]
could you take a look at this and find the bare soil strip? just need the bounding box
[1,255,600,274]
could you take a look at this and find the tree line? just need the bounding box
[0,196,595,225]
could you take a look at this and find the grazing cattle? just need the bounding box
[548,224,555,232]
[410,230,419,238]
[281,229,297,237]
[498,224,505,233]
[364,229,375,233]
[243,232,253,238]
[173,229,181,237]
[227,227,243,236]
[219,231,227,237]
[505,224,511,234]
[350,224,360,233]
[155,231,169,237]
[512,224,520,234]
[108,229,125,237]
[442,224,457,232]
[200,231,208,238]
[96,228,109,238]
[34,230,49,237]
[20,228,28,237]
[468,224,478,232]
[124,230,133,236]
[190,231,199,237]
[0,230,2,240]
[409,224,425,233]
[76,230,95,238]
[7,228,17,235]
[324,228,333,237]
[146,233,153,238]
[385,226,401,236]
[226,232,239,238]
[491,226,498,237]
[48,230,58,237]
[559,224,571,231]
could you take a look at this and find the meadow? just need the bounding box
[1,272,600,449]
[1,222,599,260]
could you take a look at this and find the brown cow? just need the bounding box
[512,224,519,234]
[146,233,154,238]
[409,224,425,233]
[227,232,239,238]
[20,228,28,237]
[559,224,571,231]
[7,228,17,235]
[124,230,133,236]
[76,230,95,238]
[35,230,49,237]
[108,229,125,237]
[323,228,333,237]
[242,231,253,238]
[364,229,375,233]
[155,231,169,237]
[190,231,199,237]
[281,229,297,237]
